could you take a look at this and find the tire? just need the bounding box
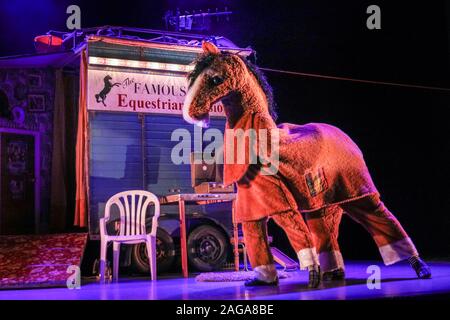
[131,228,176,274]
[187,224,229,272]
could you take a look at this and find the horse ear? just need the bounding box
[202,41,220,55]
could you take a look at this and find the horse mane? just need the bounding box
[188,53,278,121]
[188,53,216,88]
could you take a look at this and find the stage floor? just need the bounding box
[0,260,449,300]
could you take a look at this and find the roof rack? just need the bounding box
[44,26,250,53]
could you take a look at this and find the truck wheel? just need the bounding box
[187,224,229,272]
[131,228,175,274]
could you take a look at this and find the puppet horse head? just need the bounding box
[183,42,277,127]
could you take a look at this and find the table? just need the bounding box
[159,193,238,278]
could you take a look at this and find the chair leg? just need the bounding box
[147,236,157,280]
[113,242,121,281]
[243,244,249,271]
[100,239,107,283]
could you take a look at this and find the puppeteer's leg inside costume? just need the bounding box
[341,194,417,264]
[307,193,431,279]
[271,210,320,269]
[242,209,320,287]
[305,205,345,280]
[241,219,276,284]
[272,210,321,287]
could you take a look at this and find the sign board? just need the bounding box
[87,68,225,117]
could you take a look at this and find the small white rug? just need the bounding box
[195,270,291,282]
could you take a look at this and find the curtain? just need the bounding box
[50,69,79,231]
[74,50,89,227]
[49,70,68,230]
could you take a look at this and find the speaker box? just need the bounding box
[190,152,223,187]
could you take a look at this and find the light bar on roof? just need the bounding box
[88,56,194,72]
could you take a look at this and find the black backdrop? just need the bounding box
[1,0,448,259]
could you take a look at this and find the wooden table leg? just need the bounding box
[232,199,240,271]
[179,199,189,278]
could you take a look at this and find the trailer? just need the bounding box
[0,26,253,274]
[83,29,254,274]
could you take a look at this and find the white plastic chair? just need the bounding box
[99,190,160,282]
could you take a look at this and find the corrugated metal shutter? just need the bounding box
[89,112,142,233]
[89,111,225,234]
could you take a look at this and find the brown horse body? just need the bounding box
[184,44,377,222]
[224,110,379,222]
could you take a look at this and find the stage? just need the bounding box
[0,260,448,300]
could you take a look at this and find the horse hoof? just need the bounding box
[409,257,432,279]
[322,268,345,281]
[308,270,321,288]
[244,277,279,287]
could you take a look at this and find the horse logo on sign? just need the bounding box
[95,75,120,106]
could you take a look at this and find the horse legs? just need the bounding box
[271,209,321,288]
[242,210,321,288]
[339,194,431,280]
[340,194,417,261]
[305,205,345,277]
[306,194,431,279]
[271,210,319,269]
[95,93,107,106]
[241,218,277,285]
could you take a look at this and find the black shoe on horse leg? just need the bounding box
[408,256,432,279]
[322,268,345,281]
[244,277,279,287]
[308,266,321,288]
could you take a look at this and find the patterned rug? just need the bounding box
[195,270,291,282]
[0,233,88,289]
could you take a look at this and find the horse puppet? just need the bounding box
[182,41,431,287]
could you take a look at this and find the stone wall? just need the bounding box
[0,68,55,231]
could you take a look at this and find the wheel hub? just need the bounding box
[138,238,165,263]
[197,235,221,262]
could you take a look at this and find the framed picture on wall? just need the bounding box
[28,74,42,88]
[28,94,45,112]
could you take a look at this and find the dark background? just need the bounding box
[0,0,449,260]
